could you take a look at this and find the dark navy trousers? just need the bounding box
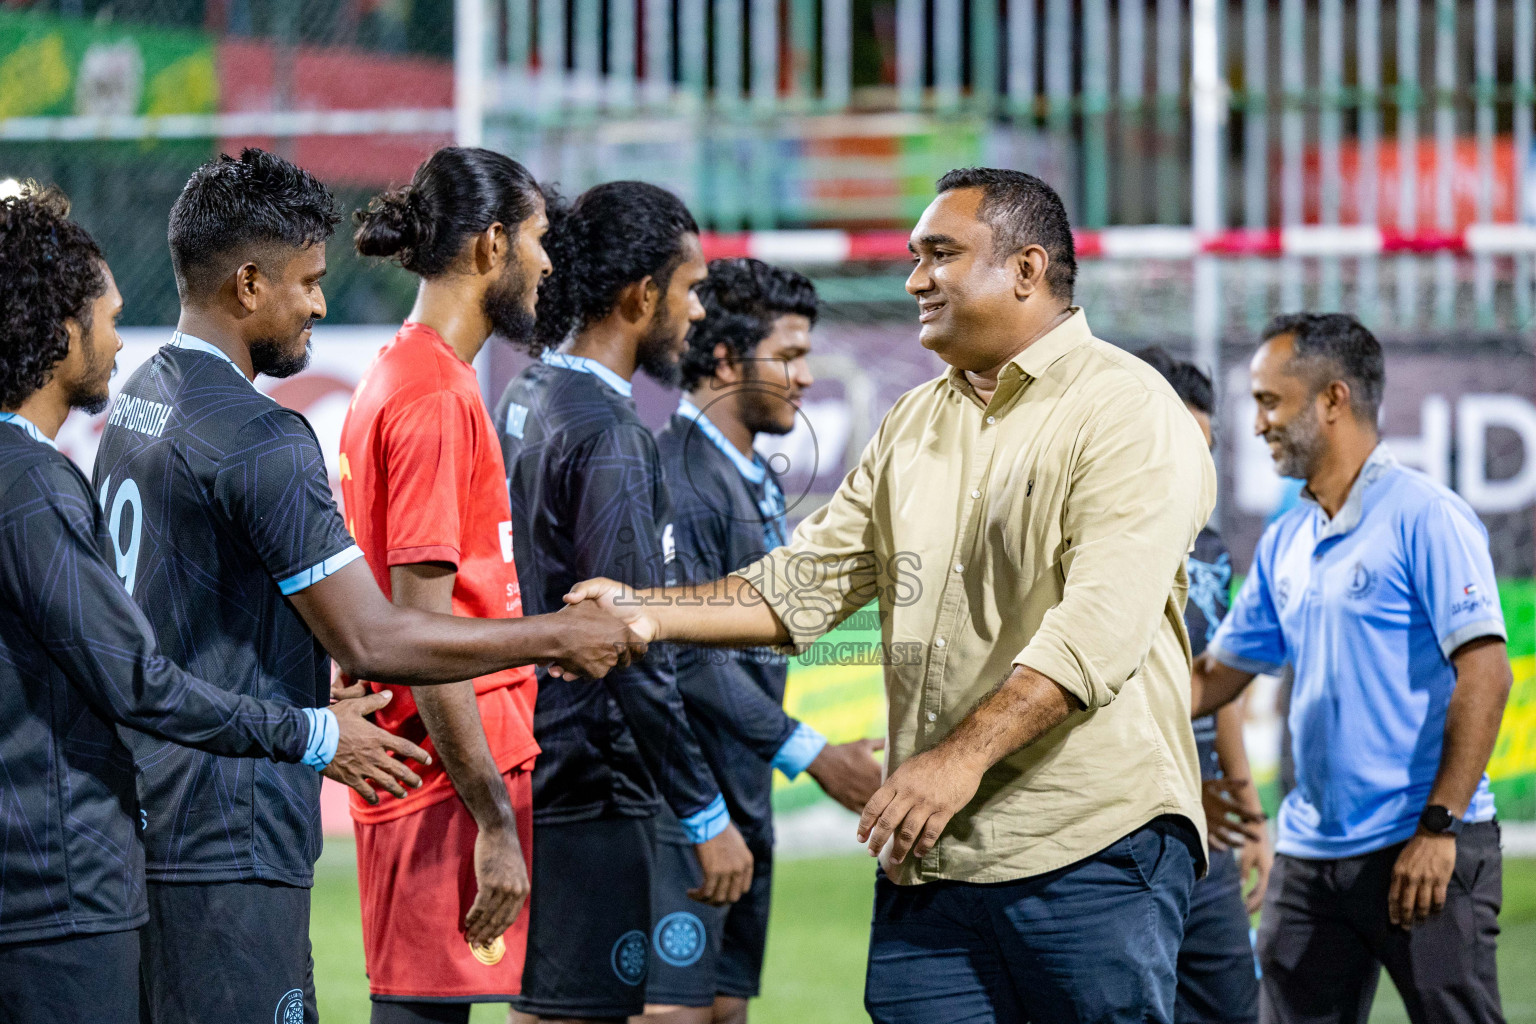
[865,816,1200,1024]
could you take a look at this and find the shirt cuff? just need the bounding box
[678,794,731,844]
[300,707,339,770]
[277,545,365,596]
[1439,619,1506,660]
[771,722,828,780]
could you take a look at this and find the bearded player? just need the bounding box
[646,258,885,1022]
[495,183,754,1023]
[342,147,552,1023]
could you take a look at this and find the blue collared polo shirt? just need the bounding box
[1209,444,1505,859]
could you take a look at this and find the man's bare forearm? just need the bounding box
[930,664,1078,774]
[1427,637,1512,817]
[293,560,586,684]
[1213,698,1265,815]
[393,564,516,832]
[1191,652,1258,718]
[630,575,792,647]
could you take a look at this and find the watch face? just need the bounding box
[1422,806,1455,832]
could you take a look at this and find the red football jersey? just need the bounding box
[339,322,539,823]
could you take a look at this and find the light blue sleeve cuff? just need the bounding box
[678,794,731,844]
[771,721,828,780]
[277,545,365,596]
[301,707,340,770]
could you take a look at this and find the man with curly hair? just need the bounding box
[647,258,884,1023]
[90,150,645,1023]
[0,188,433,1022]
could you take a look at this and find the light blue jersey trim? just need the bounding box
[0,412,58,450]
[771,721,828,780]
[300,707,340,770]
[678,794,731,844]
[541,350,633,398]
[276,545,365,596]
[169,332,257,389]
[675,398,768,484]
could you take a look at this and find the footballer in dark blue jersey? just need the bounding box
[649,259,884,1019]
[90,151,644,1024]
[1136,348,1266,1024]
[494,183,754,1022]
[0,187,428,1024]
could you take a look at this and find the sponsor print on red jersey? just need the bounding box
[339,322,539,822]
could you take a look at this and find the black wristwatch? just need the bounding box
[1419,805,1465,837]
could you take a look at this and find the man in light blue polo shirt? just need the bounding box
[1191,313,1512,1024]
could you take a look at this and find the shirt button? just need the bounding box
[970,489,981,499]
[986,416,997,425]
[926,711,938,722]
[953,563,964,573]
[934,637,946,648]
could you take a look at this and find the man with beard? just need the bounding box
[1192,314,1510,1024]
[646,258,885,1023]
[340,147,553,1023]
[566,169,1215,1023]
[0,183,436,1024]
[494,182,754,1024]
[93,149,648,1023]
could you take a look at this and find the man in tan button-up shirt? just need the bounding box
[568,168,1216,1023]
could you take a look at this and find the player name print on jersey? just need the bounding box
[106,393,173,438]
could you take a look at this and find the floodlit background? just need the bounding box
[3,0,1535,1019]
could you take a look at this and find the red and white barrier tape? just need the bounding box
[702,225,1536,265]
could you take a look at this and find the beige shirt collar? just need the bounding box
[945,307,1094,405]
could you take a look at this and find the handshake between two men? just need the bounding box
[559,575,887,816]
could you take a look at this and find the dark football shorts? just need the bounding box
[647,825,775,1007]
[513,815,656,1019]
[0,927,140,1023]
[139,879,316,1024]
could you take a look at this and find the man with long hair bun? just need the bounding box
[343,146,558,1024]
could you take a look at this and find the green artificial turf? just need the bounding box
[308,843,1536,1024]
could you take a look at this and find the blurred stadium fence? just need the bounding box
[3,0,1535,831]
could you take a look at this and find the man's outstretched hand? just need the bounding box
[808,738,886,813]
[544,597,651,679]
[551,577,659,679]
[323,690,431,804]
[856,747,983,867]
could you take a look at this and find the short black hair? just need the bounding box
[0,185,107,409]
[679,258,819,391]
[530,181,699,356]
[354,146,542,277]
[935,167,1076,300]
[168,148,340,301]
[1134,346,1214,415]
[1261,312,1385,424]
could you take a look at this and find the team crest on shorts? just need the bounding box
[653,911,706,967]
[274,988,305,1024]
[611,929,649,985]
[469,935,506,966]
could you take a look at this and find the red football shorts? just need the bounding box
[354,767,533,1000]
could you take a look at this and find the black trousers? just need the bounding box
[1256,821,1503,1024]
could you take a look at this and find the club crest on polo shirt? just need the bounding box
[653,911,706,967]
[611,929,648,985]
[499,520,514,563]
[274,988,304,1024]
[1346,561,1378,601]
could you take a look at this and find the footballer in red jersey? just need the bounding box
[340,147,551,1022]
